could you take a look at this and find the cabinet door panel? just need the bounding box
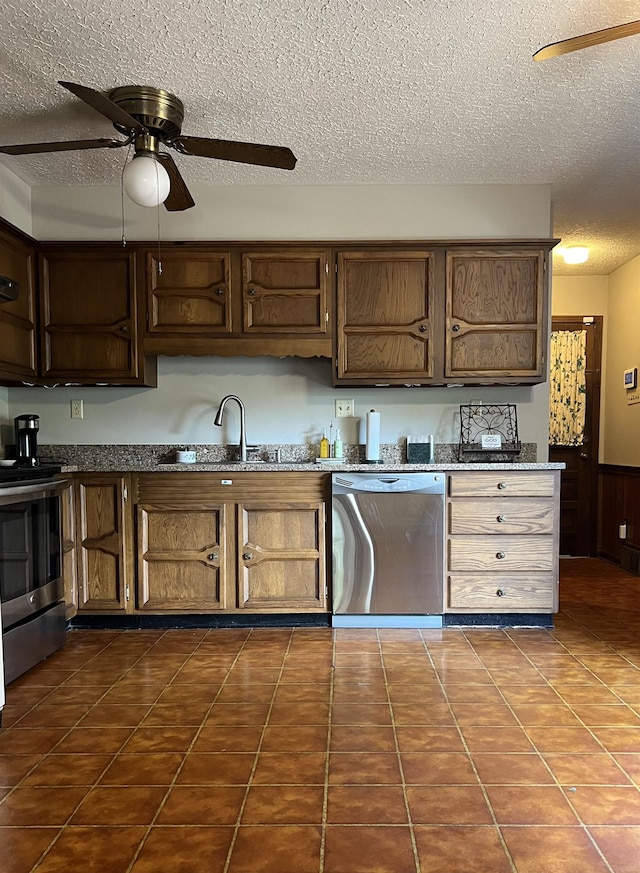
[146,251,231,334]
[0,226,38,381]
[237,503,326,610]
[137,506,227,610]
[445,249,546,379]
[243,251,328,334]
[60,480,77,619]
[39,249,151,384]
[336,251,434,382]
[76,476,129,612]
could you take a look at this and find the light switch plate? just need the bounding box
[335,399,354,417]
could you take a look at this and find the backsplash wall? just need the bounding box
[3,356,547,459]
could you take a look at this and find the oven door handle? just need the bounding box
[0,479,67,505]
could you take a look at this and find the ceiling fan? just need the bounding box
[0,81,297,211]
[534,19,640,61]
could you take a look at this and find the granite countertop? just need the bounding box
[58,460,563,473]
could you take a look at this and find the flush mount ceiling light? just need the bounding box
[123,153,170,207]
[563,246,589,265]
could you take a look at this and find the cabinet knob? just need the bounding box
[497,482,507,490]
[496,589,505,597]
[215,287,225,296]
[496,551,506,560]
[120,324,129,333]
[452,324,460,332]
[247,288,256,296]
[419,324,427,333]
[497,514,507,523]
[243,552,253,561]
[207,553,218,561]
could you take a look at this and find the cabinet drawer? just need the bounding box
[449,536,555,571]
[448,575,554,610]
[449,499,555,535]
[448,472,555,498]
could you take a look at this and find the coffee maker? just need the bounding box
[14,414,40,467]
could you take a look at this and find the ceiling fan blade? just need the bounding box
[534,19,640,61]
[58,80,146,133]
[156,153,195,211]
[0,137,125,155]
[174,135,297,170]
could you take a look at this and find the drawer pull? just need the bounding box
[207,552,218,561]
[496,551,506,559]
[497,482,507,490]
[243,552,253,561]
[496,588,505,597]
[497,514,507,523]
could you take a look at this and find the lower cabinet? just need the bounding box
[74,474,134,614]
[135,472,328,613]
[446,470,560,614]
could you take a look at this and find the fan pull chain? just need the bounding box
[157,200,162,275]
[120,145,134,247]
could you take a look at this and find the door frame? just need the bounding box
[549,316,603,556]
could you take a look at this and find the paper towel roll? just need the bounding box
[366,409,380,461]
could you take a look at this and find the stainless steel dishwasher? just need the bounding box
[332,472,445,628]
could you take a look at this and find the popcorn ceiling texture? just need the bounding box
[1,1,638,274]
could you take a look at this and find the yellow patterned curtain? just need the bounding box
[549,329,587,446]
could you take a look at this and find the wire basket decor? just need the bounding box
[457,404,521,463]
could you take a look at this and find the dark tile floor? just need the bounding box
[1,557,640,872]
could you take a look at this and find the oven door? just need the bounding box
[0,480,64,630]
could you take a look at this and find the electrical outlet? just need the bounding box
[70,399,83,419]
[335,399,354,418]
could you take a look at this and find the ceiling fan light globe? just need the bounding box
[123,154,170,207]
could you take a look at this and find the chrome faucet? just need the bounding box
[214,394,248,462]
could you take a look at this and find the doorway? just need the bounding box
[549,316,603,556]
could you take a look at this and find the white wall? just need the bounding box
[31,183,552,241]
[5,183,553,458]
[7,355,545,451]
[603,255,640,466]
[0,163,32,235]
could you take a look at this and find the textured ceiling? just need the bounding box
[1,0,640,274]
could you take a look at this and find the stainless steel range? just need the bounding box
[0,463,66,696]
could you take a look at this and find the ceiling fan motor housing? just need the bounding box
[108,86,185,141]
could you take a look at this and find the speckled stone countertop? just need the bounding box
[34,443,563,473]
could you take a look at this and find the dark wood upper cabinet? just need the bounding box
[143,246,331,358]
[39,246,156,386]
[336,250,435,384]
[145,249,232,335]
[335,242,554,386]
[0,223,38,383]
[445,248,547,382]
[242,250,329,335]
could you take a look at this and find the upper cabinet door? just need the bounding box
[145,249,232,335]
[39,247,156,386]
[0,225,38,382]
[242,250,329,335]
[445,249,547,381]
[336,250,435,384]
